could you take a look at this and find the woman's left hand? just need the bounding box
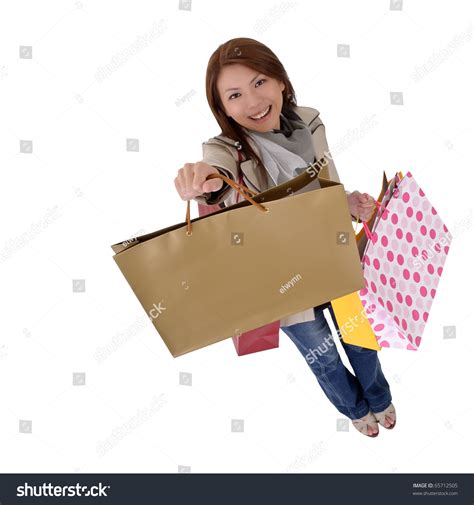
[347,191,376,222]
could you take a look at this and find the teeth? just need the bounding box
[250,106,270,119]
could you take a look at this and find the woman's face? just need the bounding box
[217,63,286,132]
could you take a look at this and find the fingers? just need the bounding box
[358,192,375,205]
[175,162,223,201]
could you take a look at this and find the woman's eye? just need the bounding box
[229,79,265,100]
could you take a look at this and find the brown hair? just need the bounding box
[205,37,297,175]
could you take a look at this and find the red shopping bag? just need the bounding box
[196,150,280,357]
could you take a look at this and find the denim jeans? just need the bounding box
[280,301,392,420]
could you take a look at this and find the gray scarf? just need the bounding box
[244,106,316,186]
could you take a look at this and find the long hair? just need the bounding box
[205,37,298,175]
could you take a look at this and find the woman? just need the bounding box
[174,37,396,438]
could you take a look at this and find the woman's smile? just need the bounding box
[249,105,272,122]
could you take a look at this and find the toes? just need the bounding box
[384,416,394,428]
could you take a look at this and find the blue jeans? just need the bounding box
[280,302,392,420]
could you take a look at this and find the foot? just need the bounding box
[373,403,396,429]
[352,411,379,437]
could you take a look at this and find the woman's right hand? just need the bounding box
[174,162,224,201]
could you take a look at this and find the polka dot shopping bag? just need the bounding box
[359,171,451,350]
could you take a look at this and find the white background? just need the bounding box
[0,0,473,473]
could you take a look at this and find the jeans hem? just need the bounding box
[345,404,371,421]
[369,397,393,413]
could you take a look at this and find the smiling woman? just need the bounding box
[172,37,394,438]
[218,65,285,131]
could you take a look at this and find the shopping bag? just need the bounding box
[331,291,381,351]
[232,320,280,356]
[111,162,365,357]
[331,171,391,351]
[358,171,450,350]
[198,200,280,357]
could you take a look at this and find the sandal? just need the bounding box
[373,403,397,429]
[352,411,379,437]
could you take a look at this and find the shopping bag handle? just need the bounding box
[185,173,269,236]
[355,200,389,241]
[357,199,391,265]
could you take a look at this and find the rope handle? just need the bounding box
[356,198,390,264]
[185,173,268,236]
[355,198,389,240]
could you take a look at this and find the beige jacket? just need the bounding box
[194,105,352,327]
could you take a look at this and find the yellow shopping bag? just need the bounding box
[331,292,381,351]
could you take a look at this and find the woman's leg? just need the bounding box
[325,302,393,414]
[281,303,370,420]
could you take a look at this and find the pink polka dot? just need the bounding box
[394,315,400,325]
[364,255,371,266]
[397,254,404,265]
[396,228,403,239]
[377,296,385,307]
[412,310,419,321]
[387,250,394,262]
[419,188,425,197]
[431,288,436,298]
[373,258,380,270]
[421,250,429,260]
[429,229,436,239]
[437,266,443,276]
[402,192,410,202]
[420,286,427,297]
[390,277,397,289]
[360,287,368,296]
[413,272,421,283]
[420,225,427,236]
[412,247,419,257]
[403,269,410,280]
[372,232,378,243]
[381,235,388,247]
[405,295,413,306]
[370,281,377,293]
[396,292,403,303]
[416,211,423,222]
[391,214,399,225]
[444,246,450,254]
[380,273,387,285]
[431,206,437,215]
[423,312,429,322]
[434,243,441,253]
[427,264,435,274]
[386,300,393,312]
[402,319,408,330]
[406,207,414,218]
[406,232,413,243]
[374,323,385,332]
